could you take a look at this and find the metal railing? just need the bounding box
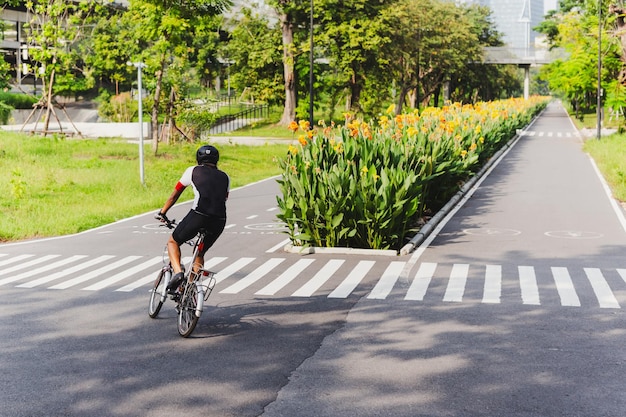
[208,104,270,135]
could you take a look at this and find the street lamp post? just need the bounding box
[127,61,147,184]
[597,2,602,140]
[309,0,314,127]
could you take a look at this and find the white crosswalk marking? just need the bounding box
[214,257,255,283]
[519,266,540,305]
[584,268,620,309]
[0,255,61,283]
[0,255,72,286]
[49,256,142,289]
[256,259,315,296]
[220,258,285,294]
[0,252,625,309]
[82,257,163,291]
[328,260,375,298]
[368,261,406,299]
[483,264,502,304]
[552,267,581,307]
[443,264,469,302]
[405,262,436,301]
[0,253,33,267]
[17,255,114,288]
[292,259,344,297]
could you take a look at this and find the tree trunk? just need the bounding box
[279,12,296,126]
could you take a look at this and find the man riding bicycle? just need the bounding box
[155,144,230,294]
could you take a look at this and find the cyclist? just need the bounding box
[155,144,230,294]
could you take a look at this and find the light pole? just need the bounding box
[309,0,314,127]
[597,2,602,140]
[127,61,147,184]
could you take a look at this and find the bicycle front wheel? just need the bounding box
[177,283,199,337]
[148,269,167,318]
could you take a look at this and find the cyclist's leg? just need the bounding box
[195,217,226,269]
[168,211,201,290]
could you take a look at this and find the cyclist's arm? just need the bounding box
[159,182,186,216]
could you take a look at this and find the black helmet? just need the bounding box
[196,145,219,165]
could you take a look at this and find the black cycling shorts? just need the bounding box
[172,210,226,256]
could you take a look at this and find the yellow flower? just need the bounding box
[469,142,477,151]
[298,135,308,146]
[288,121,299,132]
[288,145,298,155]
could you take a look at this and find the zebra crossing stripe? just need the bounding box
[0,253,31,267]
[405,262,437,301]
[0,255,69,286]
[443,264,469,302]
[519,266,540,305]
[214,257,255,284]
[83,256,163,291]
[483,264,502,304]
[220,258,285,294]
[49,256,142,289]
[551,267,581,307]
[584,268,620,309]
[17,255,115,288]
[256,259,315,296]
[0,255,61,284]
[368,261,406,299]
[328,260,375,298]
[292,259,344,297]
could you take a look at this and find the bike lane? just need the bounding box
[260,100,626,417]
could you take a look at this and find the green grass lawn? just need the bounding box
[0,132,288,242]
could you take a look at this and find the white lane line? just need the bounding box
[83,257,163,291]
[329,260,376,298]
[443,264,469,302]
[405,262,437,301]
[368,261,406,300]
[482,264,502,304]
[17,255,114,288]
[220,258,285,294]
[519,266,540,305]
[256,259,315,295]
[584,268,620,309]
[292,260,345,297]
[49,256,142,289]
[552,267,581,307]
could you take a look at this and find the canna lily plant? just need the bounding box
[277,97,549,252]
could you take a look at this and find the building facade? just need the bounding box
[466,0,544,51]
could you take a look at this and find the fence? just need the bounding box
[207,104,270,135]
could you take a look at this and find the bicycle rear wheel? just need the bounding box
[148,269,167,318]
[177,283,199,337]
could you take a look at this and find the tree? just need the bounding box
[380,0,480,114]
[315,0,389,115]
[22,0,107,134]
[221,7,283,106]
[119,0,230,151]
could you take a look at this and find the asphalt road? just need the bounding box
[1,100,626,417]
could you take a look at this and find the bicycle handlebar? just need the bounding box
[155,212,176,229]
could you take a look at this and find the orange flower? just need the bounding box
[288,121,299,132]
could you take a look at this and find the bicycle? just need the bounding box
[148,215,217,337]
